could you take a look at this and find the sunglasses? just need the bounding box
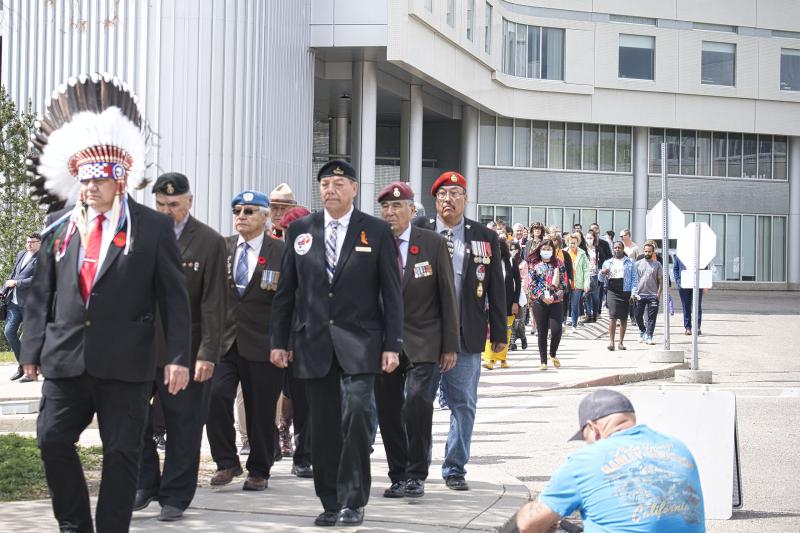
[232,207,259,216]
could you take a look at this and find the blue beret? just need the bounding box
[231,190,269,208]
[317,159,357,182]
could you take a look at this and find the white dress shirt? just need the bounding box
[79,208,115,274]
[396,224,411,270]
[234,232,265,284]
[323,205,354,264]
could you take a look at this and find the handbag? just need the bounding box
[0,294,7,322]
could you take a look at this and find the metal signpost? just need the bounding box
[691,223,701,370]
[660,143,670,350]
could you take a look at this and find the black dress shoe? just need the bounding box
[314,510,339,527]
[383,480,406,498]
[445,476,469,491]
[10,366,23,381]
[157,505,184,522]
[404,479,425,497]
[133,488,158,511]
[291,463,313,478]
[337,507,364,526]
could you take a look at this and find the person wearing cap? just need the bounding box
[413,171,506,491]
[374,181,458,499]
[270,159,403,527]
[268,182,298,240]
[516,389,705,533]
[132,173,227,521]
[205,190,286,492]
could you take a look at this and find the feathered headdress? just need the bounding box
[27,73,149,258]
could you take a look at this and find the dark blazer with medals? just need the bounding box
[414,216,506,354]
[401,226,459,364]
[154,216,227,368]
[20,198,191,382]
[272,209,403,378]
[221,233,285,362]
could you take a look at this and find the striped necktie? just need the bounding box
[326,220,339,283]
[235,242,250,295]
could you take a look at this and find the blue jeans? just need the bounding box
[570,289,584,326]
[437,351,481,479]
[3,300,23,362]
[584,275,601,316]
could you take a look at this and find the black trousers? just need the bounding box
[284,367,312,466]
[531,300,564,363]
[138,371,210,510]
[305,363,374,512]
[375,354,436,483]
[206,343,284,478]
[37,374,151,533]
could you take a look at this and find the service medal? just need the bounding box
[476,264,486,281]
[476,282,484,299]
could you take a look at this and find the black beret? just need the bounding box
[152,172,191,196]
[317,159,357,182]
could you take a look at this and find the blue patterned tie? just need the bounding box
[235,242,250,295]
[326,220,339,283]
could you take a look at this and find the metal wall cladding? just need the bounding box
[2,0,314,235]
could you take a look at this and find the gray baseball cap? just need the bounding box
[568,389,635,441]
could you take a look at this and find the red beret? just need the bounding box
[431,171,466,197]
[377,181,414,203]
[279,206,311,228]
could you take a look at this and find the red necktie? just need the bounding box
[79,214,106,302]
[395,237,404,276]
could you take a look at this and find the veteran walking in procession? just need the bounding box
[270,160,403,527]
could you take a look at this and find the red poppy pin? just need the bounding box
[257,256,267,266]
[409,245,420,255]
[360,230,369,245]
[113,231,126,248]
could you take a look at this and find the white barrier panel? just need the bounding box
[630,388,740,520]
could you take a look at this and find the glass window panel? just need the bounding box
[742,133,758,179]
[514,119,531,167]
[697,131,712,176]
[741,215,756,280]
[564,209,580,231]
[466,0,475,41]
[728,133,742,178]
[614,211,630,240]
[758,136,772,180]
[583,124,599,171]
[504,20,516,74]
[515,22,528,77]
[495,206,512,226]
[599,125,615,171]
[757,216,772,281]
[725,214,741,280]
[666,129,680,175]
[484,3,492,54]
[542,28,564,80]
[619,34,655,80]
[680,130,696,175]
[616,126,632,173]
[598,210,614,237]
[701,41,736,86]
[479,112,496,165]
[549,122,565,169]
[512,207,529,227]
[497,117,513,166]
[479,205,495,225]
[581,209,597,227]
[774,136,788,180]
[712,132,727,177]
[425,0,432,11]
[532,121,548,168]
[684,213,695,227]
[447,0,455,27]
[546,208,563,230]
[530,207,546,226]
[711,214,725,280]
[780,48,800,91]
[566,123,582,170]
[772,217,786,281]
[527,26,541,78]
[695,213,710,225]
[649,129,664,174]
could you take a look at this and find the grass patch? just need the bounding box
[0,433,103,501]
[0,352,15,364]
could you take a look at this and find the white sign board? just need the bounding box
[630,389,738,520]
[646,200,686,239]
[677,222,717,269]
[680,269,713,289]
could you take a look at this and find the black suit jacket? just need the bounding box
[5,250,39,307]
[20,198,191,382]
[504,254,521,315]
[271,208,403,378]
[413,216,506,354]
[221,232,285,363]
[400,226,459,364]
[155,216,227,368]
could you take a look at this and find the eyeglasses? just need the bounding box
[436,189,465,200]
[232,207,258,216]
[26,240,40,244]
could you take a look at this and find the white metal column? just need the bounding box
[460,105,479,220]
[789,137,800,287]
[632,126,649,243]
[352,60,378,211]
[409,84,424,197]
[400,100,410,180]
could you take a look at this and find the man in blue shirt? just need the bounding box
[517,389,705,533]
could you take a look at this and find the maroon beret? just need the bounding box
[431,171,466,196]
[377,181,415,203]
[279,206,311,228]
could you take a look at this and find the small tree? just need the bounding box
[0,86,43,350]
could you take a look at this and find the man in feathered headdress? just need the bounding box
[21,73,191,533]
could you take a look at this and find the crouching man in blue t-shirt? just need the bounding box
[517,389,705,533]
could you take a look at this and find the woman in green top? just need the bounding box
[567,233,590,334]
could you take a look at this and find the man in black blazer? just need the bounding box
[271,160,403,528]
[206,190,286,492]
[21,177,191,533]
[133,173,227,521]
[374,182,459,499]
[3,232,41,381]
[413,171,506,491]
